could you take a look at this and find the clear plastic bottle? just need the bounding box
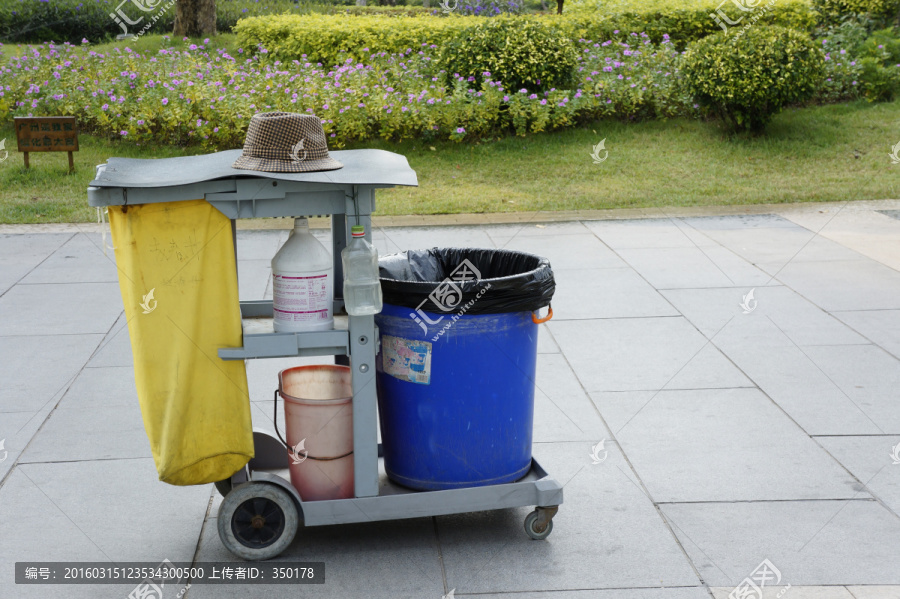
[341,225,383,316]
[272,217,334,332]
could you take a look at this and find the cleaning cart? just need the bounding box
[88,148,563,561]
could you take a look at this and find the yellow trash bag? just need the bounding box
[108,199,254,486]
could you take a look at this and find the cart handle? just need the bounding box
[532,305,553,324]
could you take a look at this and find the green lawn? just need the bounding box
[1,98,898,224]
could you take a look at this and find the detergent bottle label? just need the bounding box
[273,273,331,323]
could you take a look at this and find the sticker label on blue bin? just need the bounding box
[382,335,432,385]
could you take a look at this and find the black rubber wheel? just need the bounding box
[217,483,299,560]
[524,510,553,540]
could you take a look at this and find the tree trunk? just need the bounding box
[556,0,563,14]
[173,0,216,38]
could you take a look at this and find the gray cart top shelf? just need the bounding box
[87,148,418,215]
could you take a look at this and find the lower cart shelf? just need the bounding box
[215,432,564,560]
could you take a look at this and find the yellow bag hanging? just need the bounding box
[109,200,254,485]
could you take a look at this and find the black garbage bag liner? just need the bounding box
[378,247,554,315]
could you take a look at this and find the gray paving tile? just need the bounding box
[664,344,754,390]
[377,226,496,254]
[533,353,610,442]
[801,345,900,435]
[661,500,900,586]
[0,460,210,598]
[816,436,900,517]
[607,388,862,502]
[438,441,700,593]
[470,588,710,599]
[551,268,679,320]
[85,313,133,368]
[584,218,719,250]
[192,502,444,599]
[833,310,900,359]
[484,221,593,237]
[0,334,104,413]
[714,324,892,435]
[847,586,900,599]
[680,214,799,230]
[537,324,560,353]
[20,400,149,463]
[488,233,626,270]
[550,317,744,392]
[0,282,123,336]
[0,410,42,481]
[711,587,853,599]
[662,286,868,346]
[237,259,271,300]
[19,232,119,285]
[54,366,136,409]
[617,246,770,289]
[698,227,866,266]
[0,233,71,294]
[235,229,288,260]
[759,259,900,312]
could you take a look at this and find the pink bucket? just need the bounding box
[278,365,354,501]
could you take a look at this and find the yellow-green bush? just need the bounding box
[235,1,817,66]
[812,0,900,24]
[234,14,475,66]
[559,1,816,47]
[682,25,825,132]
[439,16,577,91]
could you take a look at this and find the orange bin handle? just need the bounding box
[532,305,553,324]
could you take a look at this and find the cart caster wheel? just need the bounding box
[217,482,299,561]
[214,478,233,498]
[524,507,557,541]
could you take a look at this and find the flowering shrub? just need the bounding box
[818,25,900,101]
[0,33,695,147]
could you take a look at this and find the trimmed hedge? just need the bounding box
[562,1,816,47]
[682,25,825,132]
[0,0,429,44]
[234,14,471,64]
[0,0,316,43]
[812,0,900,24]
[235,1,817,66]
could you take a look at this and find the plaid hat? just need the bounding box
[232,112,343,173]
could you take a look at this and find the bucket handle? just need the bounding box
[273,389,289,448]
[532,304,553,324]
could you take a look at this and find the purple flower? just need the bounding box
[120,130,127,136]
[162,97,168,105]
[456,127,465,134]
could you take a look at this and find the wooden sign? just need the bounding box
[13,116,79,173]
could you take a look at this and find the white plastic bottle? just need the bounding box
[272,217,334,332]
[341,225,383,316]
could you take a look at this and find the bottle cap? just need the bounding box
[351,225,365,237]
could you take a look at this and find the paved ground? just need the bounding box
[1,202,900,599]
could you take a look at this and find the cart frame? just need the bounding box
[88,149,563,558]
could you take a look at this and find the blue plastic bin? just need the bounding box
[375,302,539,490]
